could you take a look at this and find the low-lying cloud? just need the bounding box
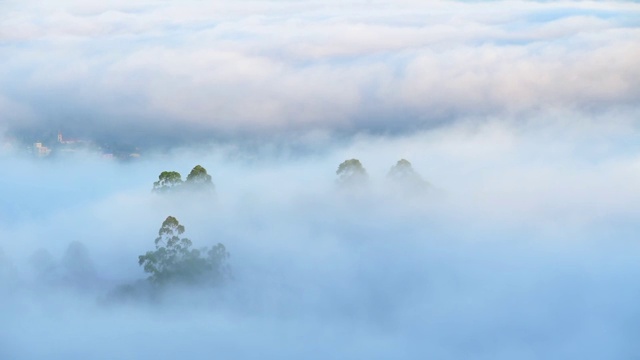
[1,0,639,146]
[2,1,640,358]
[2,116,640,358]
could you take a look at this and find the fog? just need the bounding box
[2,114,640,359]
[2,0,640,358]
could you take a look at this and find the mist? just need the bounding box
[2,113,640,359]
[2,0,640,358]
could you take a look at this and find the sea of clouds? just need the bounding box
[2,114,640,359]
[0,0,638,145]
[1,0,640,359]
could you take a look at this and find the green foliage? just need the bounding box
[387,159,430,192]
[185,165,214,191]
[336,159,368,186]
[152,166,215,193]
[138,216,229,286]
[152,171,183,193]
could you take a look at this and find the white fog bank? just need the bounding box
[2,117,640,359]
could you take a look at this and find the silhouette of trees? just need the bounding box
[29,242,99,289]
[61,241,98,287]
[387,159,430,193]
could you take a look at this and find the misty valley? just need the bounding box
[8,159,431,304]
[2,124,640,359]
[2,0,639,358]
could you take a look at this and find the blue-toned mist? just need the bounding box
[2,116,640,359]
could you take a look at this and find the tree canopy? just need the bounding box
[185,165,215,191]
[388,159,416,179]
[152,165,215,193]
[138,216,229,287]
[152,171,183,193]
[387,159,430,192]
[336,159,368,186]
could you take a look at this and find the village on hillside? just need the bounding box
[4,131,142,160]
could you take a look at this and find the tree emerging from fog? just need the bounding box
[336,159,368,187]
[152,171,183,193]
[184,165,215,192]
[387,159,430,193]
[138,216,229,286]
[152,165,215,193]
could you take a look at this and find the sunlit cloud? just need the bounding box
[0,0,638,145]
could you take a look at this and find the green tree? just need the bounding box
[185,165,214,192]
[138,216,229,286]
[387,159,429,192]
[152,171,183,193]
[336,159,368,186]
[388,159,415,179]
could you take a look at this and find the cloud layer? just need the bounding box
[2,2,640,359]
[2,117,640,358]
[1,0,639,146]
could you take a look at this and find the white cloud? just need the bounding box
[0,0,638,143]
[2,116,640,358]
[2,2,640,357]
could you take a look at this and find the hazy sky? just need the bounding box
[1,0,638,146]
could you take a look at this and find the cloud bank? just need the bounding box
[1,0,639,146]
[2,1,640,359]
[2,117,640,358]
